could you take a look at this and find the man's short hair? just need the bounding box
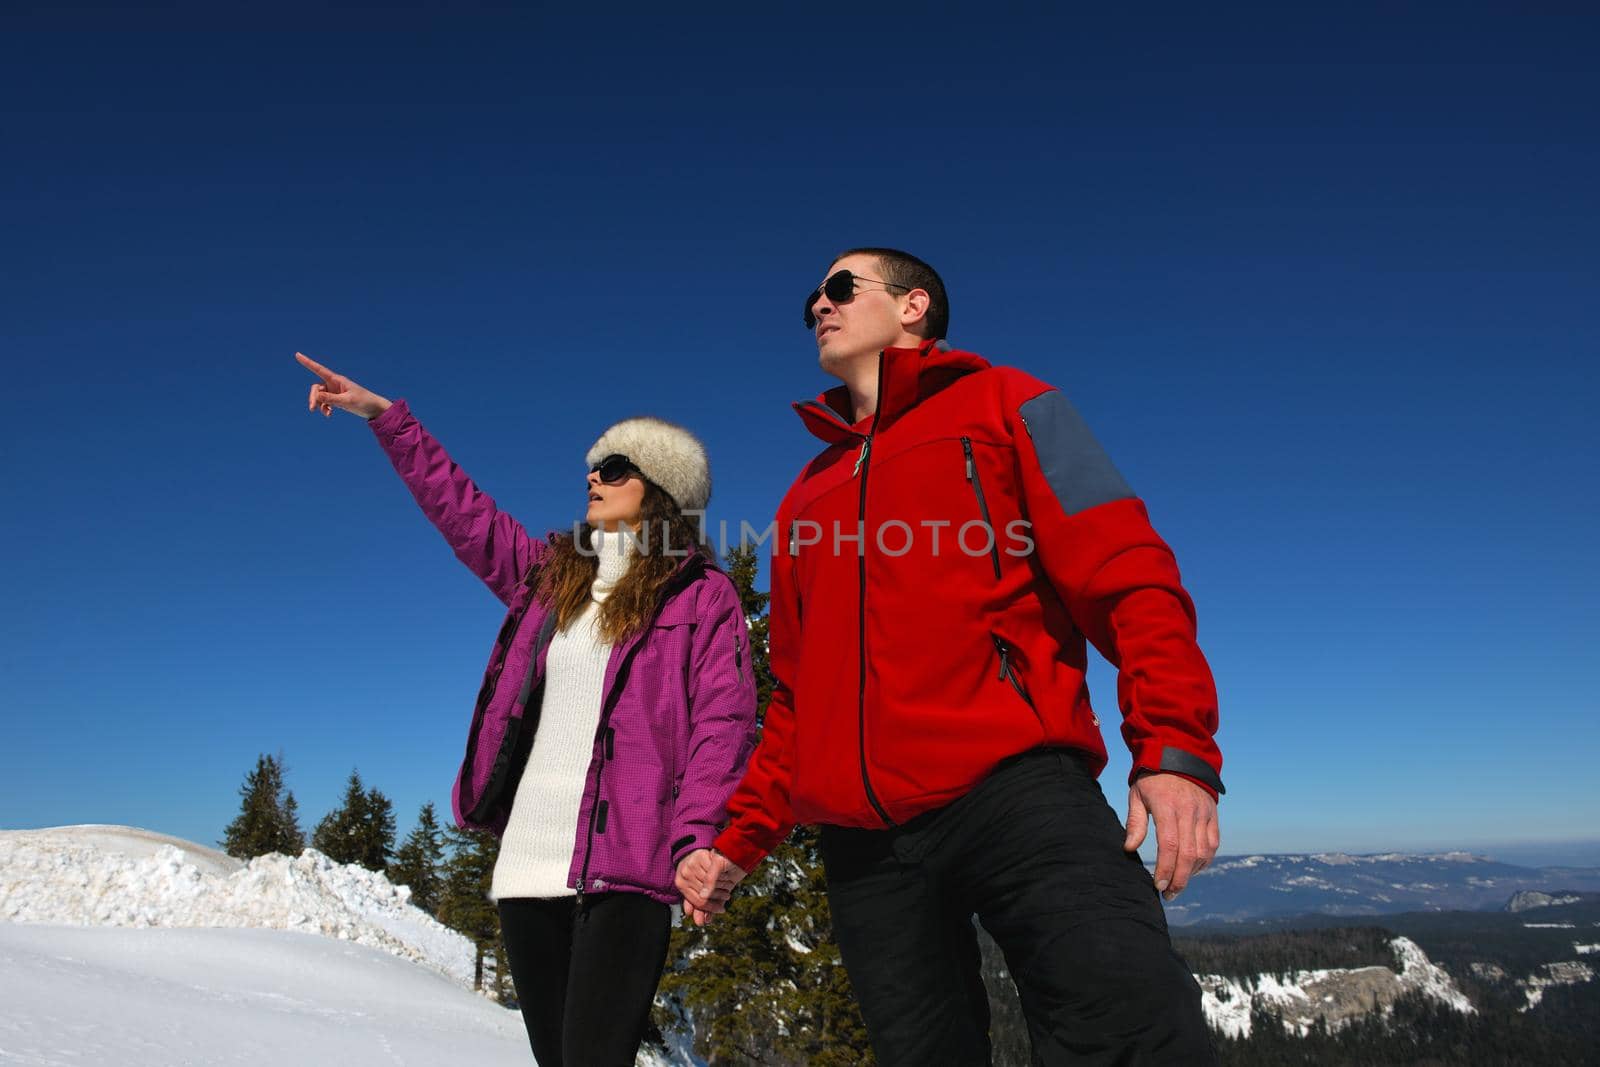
[835,247,949,340]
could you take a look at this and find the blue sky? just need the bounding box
[2,7,1596,865]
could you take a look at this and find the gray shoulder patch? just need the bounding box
[1018,390,1133,515]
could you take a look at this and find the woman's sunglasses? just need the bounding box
[803,269,911,330]
[590,454,642,485]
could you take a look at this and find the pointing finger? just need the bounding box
[295,352,338,382]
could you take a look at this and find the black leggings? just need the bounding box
[497,892,672,1066]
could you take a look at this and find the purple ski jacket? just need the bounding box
[369,399,758,904]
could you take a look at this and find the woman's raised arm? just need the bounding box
[297,352,546,604]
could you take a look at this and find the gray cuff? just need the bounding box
[1159,747,1225,795]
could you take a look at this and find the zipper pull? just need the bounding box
[852,438,871,477]
[963,436,975,480]
[994,636,1009,681]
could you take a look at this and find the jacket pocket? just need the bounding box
[991,633,1039,721]
[648,595,697,803]
[961,437,1003,580]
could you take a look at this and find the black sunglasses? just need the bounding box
[803,269,911,330]
[590,454,642,485]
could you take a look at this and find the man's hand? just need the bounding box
[675,848,748,926]
[1124,772,1219,901]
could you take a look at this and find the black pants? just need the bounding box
[820,747,1217,1066]
[497,892,671,1067]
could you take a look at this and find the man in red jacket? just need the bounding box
[679,248,1222,1064]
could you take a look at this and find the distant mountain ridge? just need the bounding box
[1167,850,1600,925]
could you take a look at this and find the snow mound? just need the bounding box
[3,824,246,877]
[0,922,528,1066]
[0,825,475,988]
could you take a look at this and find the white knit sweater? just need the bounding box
[491,529,632,900]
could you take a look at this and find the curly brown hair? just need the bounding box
[534,481,714,643]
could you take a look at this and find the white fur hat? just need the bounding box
[586,416,712,513]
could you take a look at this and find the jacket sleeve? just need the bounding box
[1006,378,1224,799]
[712,504,802,872]
[368,399,548,606]
[668,573,760,869]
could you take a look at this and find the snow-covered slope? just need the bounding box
[0,922,530,1066]
[1168,851,1600,924]
[1,824,475,986]
[1196,936,1475,1038]
[0,825,698,1066]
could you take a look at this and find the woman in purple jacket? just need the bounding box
[297,352,757,1065]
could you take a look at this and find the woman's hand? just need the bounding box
[676,848,748,926]
[296,352,392,420]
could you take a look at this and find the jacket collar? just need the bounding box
[794,338,991,445]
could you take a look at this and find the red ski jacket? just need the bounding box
[713,339,1222,872]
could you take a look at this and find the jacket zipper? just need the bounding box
[856,432,892,827]
[575,564,701,896]
[464,608,557,824]
[796,391,892,827]
[857,359,893,828]
[994,635,1034,710]
[961,436,1002,580]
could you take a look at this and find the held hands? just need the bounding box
[674,848,747,926]
[296,352,392,420]
[1124,772,1219,902]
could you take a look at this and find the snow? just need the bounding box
[1196,936,1473,1039]
[1199,972,1311,1039]
[1314,853,1359,866]
[1313,851,1484,866]
[1523,923,1577,929]
[1390,936,1474,1014]
[1283,875,1336,889]
[1520,961,1595,1011]
[1,825,475,987]
[0,922,530,1065]
[1,825,701,1066]
[1575,943,1600,955]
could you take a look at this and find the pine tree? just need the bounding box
[437,824,506,998]
[723,543,774,713]
[389,801,446,915]
[313,769,396,871]
[282,791,306,854]
[220,752,305,859]
[362,785,397,871]
[655,543,874,1065]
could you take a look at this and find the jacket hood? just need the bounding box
[794,338,992,444]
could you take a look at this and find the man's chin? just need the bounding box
[818,344,868,375]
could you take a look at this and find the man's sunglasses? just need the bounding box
[590,454,642,485]
[803,269,911,330]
